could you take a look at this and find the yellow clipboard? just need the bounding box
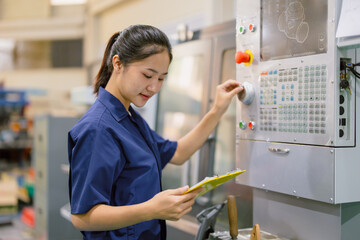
[184,169,246,197]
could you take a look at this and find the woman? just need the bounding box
[68,24,243,239]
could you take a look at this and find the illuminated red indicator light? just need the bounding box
[248,121,255,130]
[248,24,256,32]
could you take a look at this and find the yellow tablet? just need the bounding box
[184,169,246,197]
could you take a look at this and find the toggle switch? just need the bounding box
[235,49,253,66]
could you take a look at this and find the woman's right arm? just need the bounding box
[71,185,201,231]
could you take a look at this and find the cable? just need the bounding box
[345,62,360,79]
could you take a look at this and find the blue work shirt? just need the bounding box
[68,87,177,239]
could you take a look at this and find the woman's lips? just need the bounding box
[140,93,150,100]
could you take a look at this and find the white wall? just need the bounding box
[85,0,235,65]
[0,0,50,20]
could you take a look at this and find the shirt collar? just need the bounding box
[97,87,130,122]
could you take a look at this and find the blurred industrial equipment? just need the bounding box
[0,87,32,225]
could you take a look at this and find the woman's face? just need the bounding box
[109,50,170,110]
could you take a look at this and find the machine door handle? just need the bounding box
[268,147,290,154]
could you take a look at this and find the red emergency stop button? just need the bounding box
[235,49,253,66]
[235,51,250,64]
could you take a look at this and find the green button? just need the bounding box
[239,26,246,34]
[239,121,245,129]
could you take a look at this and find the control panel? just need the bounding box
[235,0,355,147]
[234,0,360,204]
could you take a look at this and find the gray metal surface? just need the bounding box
[236,140,335,203]
[167,224,197,240]
[33,115,81,240]
[253,189,360,240]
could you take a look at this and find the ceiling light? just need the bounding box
[51,0,87,5]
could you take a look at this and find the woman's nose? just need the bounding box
[147,80,162,92]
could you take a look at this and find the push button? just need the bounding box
[248,121,255,130]
[235,51,250,64]
[248,24,256,32]
[239,121,247,130]
[239,26,246,34]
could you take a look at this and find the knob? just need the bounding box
[237,81,255,105]
[235,49,253,66]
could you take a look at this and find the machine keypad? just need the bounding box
[259,65,327,134]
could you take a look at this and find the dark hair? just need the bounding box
[94,25,173,95]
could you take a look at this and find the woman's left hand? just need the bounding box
[212,79,244,116]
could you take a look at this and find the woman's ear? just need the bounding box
[112,55,122,72]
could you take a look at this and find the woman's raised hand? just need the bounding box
[212,79,244,116]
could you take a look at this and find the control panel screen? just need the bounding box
[261,0,328,61]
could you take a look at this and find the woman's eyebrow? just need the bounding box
[146,68,168,75]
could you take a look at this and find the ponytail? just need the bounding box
[93,32,120,96]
